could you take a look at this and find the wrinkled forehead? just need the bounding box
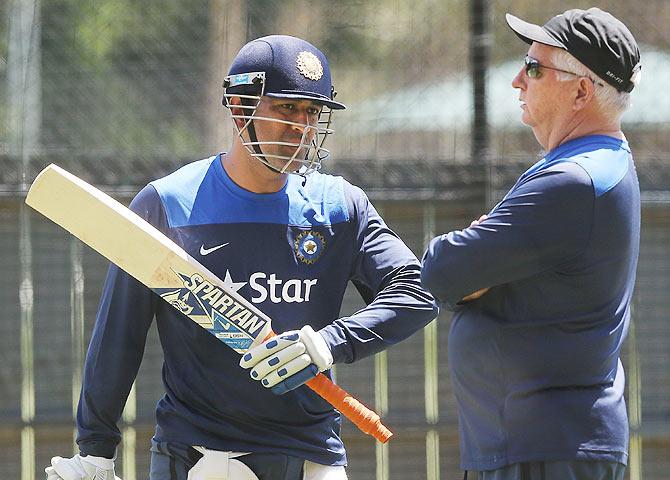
[527,42,559,61]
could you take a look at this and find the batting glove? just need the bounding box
[240,325,333,395]
[45,454,121,480]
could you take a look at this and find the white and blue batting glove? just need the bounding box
[45,454,121,480]
[240,325,333,395]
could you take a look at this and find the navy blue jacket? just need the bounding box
[76,155,437,465]
[422,135,640,470]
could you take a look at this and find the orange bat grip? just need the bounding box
[306,373,393,443]
[261,331,393,442]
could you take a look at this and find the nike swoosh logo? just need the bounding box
[199,243,229,256]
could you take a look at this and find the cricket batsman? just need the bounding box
[45,35,437,480]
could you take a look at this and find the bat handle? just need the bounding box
[306,373,393,443]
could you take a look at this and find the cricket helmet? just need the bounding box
[222,35,346,176]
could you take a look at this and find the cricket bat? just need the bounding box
[26,164,392,443]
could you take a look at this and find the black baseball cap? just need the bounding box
[506,8,641,92]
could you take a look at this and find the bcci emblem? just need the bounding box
[296,51,323,81]
[295,231,326,264]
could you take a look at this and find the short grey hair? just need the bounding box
[550,49,631,118]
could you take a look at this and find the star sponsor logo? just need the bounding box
[294,230,326,265]
[249,272,317,304]
[221,269,246,292]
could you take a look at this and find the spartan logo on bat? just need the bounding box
[154,271,269,353]
[294,230,326,264]
[160,289,205,316]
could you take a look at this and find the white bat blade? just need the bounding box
[25,164,273,353]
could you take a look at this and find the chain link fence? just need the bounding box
[1,1,669,479]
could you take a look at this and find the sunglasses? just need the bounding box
[524,55,605,87]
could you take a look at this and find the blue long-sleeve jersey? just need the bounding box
[421,135,640,471]
[76,155,437,465]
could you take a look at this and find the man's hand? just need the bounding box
[45,454,121,480]
[461,288,490,302]
[240,325,333,395]
[470,214,488,227]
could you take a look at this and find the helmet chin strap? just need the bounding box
[239,98,278,175]
[245,119,281,175]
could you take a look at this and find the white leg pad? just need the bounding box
[187,448,258,480]
[303,460,348,480]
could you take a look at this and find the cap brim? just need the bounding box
[266,92,346,110]
[505,13,565,49]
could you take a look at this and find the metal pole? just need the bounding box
[423,203,440,480]
[121,384,137,480]
[8,0,41,173]
[8,1,41,479]
[374,204,389,480]
[627,303,643,480]
[70,240,85,453]
[207,0,247,153]
[19,207,34,480]
[470,0,491,166]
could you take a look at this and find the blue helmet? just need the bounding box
[224,35,345,110]
[222,35,345,176]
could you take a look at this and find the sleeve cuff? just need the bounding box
[80,454,115,469]
[318,321,353,365]
[78,441,117,460]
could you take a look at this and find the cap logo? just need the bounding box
[606,71,624,84]
[296,51,323,81]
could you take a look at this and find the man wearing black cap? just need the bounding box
[421,8,640,480]
[44,35,437,480]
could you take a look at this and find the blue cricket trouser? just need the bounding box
[465,460,626,480]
